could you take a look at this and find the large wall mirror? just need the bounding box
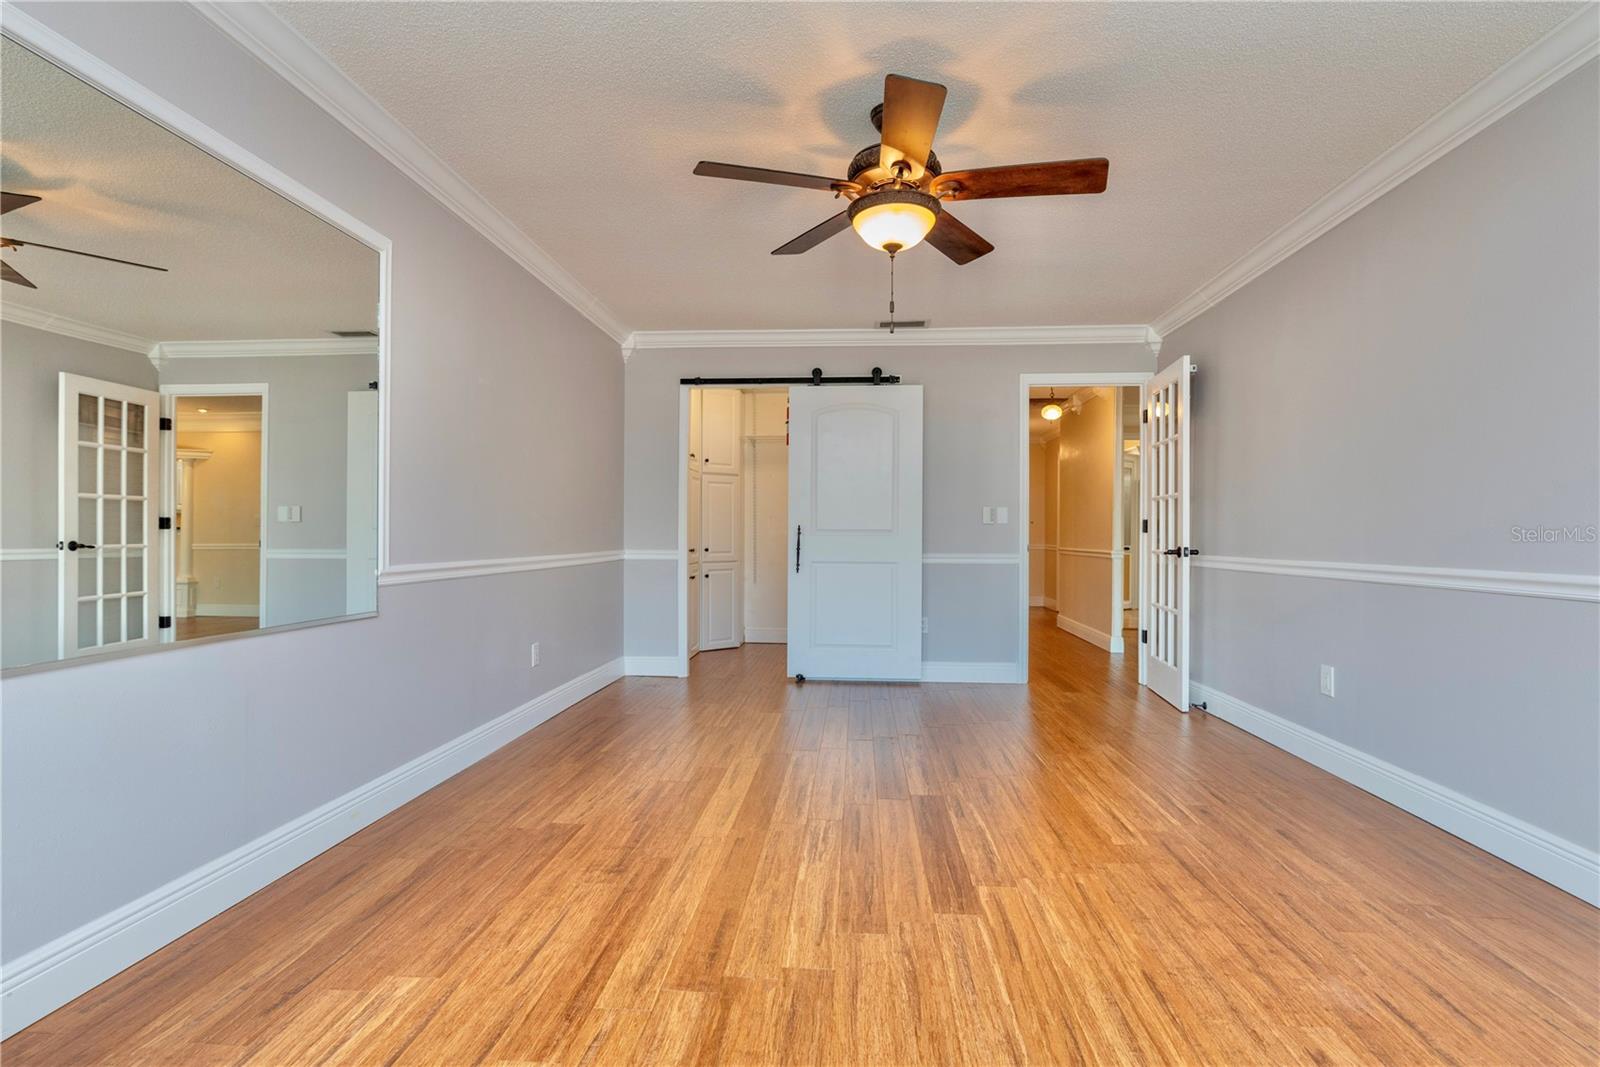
[1,35,382,671]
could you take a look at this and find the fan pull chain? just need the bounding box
[887,250,897,334]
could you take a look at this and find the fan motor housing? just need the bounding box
[848,144,942,186]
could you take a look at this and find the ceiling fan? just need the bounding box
[693,74,1108,265]
[0,191,168,289]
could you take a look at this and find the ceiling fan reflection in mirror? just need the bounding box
[0,191,168,289]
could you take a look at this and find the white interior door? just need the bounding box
[787,385,922,680]
[345,390,379,615]
[701,562,739,649]
[1140,355,1192,711]
[59,373,160,658]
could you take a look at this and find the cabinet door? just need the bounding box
[701,473,738,562]
[701,389,740,474]
[688,563,700,656]
[689,388,704,468]
[700,562,740,650]
[688,464,702,569]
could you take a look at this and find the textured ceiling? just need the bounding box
[0,37,378,343]
[274,1,1579,332]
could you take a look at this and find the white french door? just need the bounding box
[1139,356,1192,710]
[787,385,922,681]
[59,373,160,658]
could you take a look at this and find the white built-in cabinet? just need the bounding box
[699,389,741,474]
[688,388,741,654]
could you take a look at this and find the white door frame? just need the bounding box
[676,384,692,676]
[1016,372,1151,683]
[160,384,269,631]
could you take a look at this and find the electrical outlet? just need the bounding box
[921,617,929,634]
[530,642,541,667]
[1319,664,1335,698]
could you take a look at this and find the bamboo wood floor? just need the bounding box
[5,610,1595,1065]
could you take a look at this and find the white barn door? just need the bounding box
[1140,356,1193,711]
[787,385,922,681]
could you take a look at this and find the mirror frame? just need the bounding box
[0,9,392,676]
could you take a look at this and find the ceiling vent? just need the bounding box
[330,329,378,338]
[876,320,927,329]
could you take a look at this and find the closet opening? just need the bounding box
[684,386,789,671]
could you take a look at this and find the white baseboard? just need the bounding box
[921,661,1022,684]
[0,657,624,1039]
[1055,613,1115,652]
[1028,595,1044,608]
[195,603,258,617]
[744,627,786,644]
[1043,597,1057,611]
[1193,683,1600,906]
[622,655,683,677]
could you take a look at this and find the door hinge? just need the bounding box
[1141,409,1149,424]
[158,615,173,629]
[159,416,173,431]
[1141,518,1148,533]
[1140,629,1148,644]
[158,516,172,531]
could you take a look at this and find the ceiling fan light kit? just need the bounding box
[848,187,941,253]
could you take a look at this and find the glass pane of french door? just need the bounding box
[63,376,156,656]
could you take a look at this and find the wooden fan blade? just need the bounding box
[694,161,845,192]
[1,260,37,287]
[879,74,947,173]
[925,210,993,265]
[932,158,1109,201]
[4,239,167,272]
[771,211,851,255]
[1,192,42,215]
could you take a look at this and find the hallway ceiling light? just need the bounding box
[1041,402,1063,421]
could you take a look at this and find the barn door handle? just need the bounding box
[795,525,802,573]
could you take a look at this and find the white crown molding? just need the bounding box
[1195,555,1600,603]
[1151,5,1600,337]
[191,2,629,346]
[0,302,153,354]
[149,337,379,366]
[624,324,1162,356]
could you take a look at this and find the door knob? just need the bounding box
[64,540,95,551]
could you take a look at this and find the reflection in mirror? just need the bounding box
[1,35,381,670]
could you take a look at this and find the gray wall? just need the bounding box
[623,343,1153,662]
[1,323,158,667]
[1,0,623,968]
[1160,60,1600,851]
[161,353,378,626]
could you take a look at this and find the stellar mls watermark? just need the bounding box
[1509,524,1598,543]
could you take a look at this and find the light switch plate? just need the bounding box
[996,507,1009,525]
[982,506,994,525]
[1319,665,1336,698]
